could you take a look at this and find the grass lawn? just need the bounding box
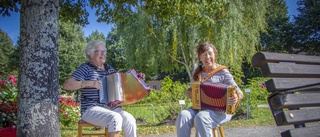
[61,107,275,137]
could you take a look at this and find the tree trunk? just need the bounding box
[17,0,60,136]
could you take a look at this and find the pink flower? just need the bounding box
[63,113,69,118]
[8,75,17,85]
[260,83,265,88]
[0,80,6,86]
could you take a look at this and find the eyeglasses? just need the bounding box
[94,50,107,54]
[200,51,214,58]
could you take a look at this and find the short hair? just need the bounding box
[85,40,106,60]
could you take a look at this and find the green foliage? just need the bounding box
[86,30,106,42]
[59,97,81,127]
[0,30,15,78]
[58,20,87,88]
[8,45,20,77]
[258,0,291,53]
[135,77,190,123]
[59,0,90,26]
[106,28,128,72]
[0,0,19,17]
[94,0,270,83]
[292,0,320,55]
[140,77,189,104]
[242,61,262,85]
[0,75,18,128]
[241,77,269,110]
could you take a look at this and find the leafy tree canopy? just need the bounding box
[86,30,106,42]
[94,0,269,85]
[0,29,14,78]
[292,0,320,55]
[1,0,271,85]
[58,20,87,85]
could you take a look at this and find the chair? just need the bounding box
[78,120,108,137]
[195,126,225,137]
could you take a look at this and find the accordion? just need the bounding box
[100,69,150,106]
[191,82,237,114]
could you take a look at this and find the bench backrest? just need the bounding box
[252,52,320,137]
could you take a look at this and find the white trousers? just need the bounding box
[175,107,232,137]
[82,106,137,137]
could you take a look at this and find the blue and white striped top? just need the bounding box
[71,62,116,115]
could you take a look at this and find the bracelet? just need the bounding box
[80,81,83,88]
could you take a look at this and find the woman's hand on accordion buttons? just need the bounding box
[186,88,192,99]
[228,93,239,106]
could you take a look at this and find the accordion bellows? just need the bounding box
[192,82,237,114]
[100,69,150,106]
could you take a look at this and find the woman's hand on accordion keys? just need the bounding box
[227,93,239,106]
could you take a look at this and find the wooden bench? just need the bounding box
[251,52,320,137]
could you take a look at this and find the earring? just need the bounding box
[198,61,203,67]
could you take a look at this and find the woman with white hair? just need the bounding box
[63,40,137,137]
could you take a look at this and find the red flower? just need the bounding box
[260,83,265,88]
[8,75,17,85]
[63,113,69,118]
[0,80,6,86]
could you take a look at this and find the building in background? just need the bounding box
[147,80,163,90]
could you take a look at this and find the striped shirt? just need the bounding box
[71,62,116,114]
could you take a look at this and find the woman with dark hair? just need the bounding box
[175,41,243,137]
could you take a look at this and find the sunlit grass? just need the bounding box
[224,107,275,128]
[61,107,275,136]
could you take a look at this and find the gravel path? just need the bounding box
[140,125,294,137]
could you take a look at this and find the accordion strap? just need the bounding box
[199,65,228,83]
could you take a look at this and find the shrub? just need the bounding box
[0,75,81,128]
[135,77,190,123]
[59,97,81,127]
[235,77,269,119]
[0,75,18,128]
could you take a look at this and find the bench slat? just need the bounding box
[274,108,320,126]
[265,78,320,92]
[281,126,320,137]
[269,93,320,109]
[252,52,320,137]
[252,52,320,67]
[259,63,320,78]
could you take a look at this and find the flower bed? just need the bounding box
[59,96,81,127]
[0,75,17,137]
[0,75,81,137]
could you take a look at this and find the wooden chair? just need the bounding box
[78,120,108,137]
[195,126,225,137]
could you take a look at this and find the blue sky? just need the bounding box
[0,0,298,44]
